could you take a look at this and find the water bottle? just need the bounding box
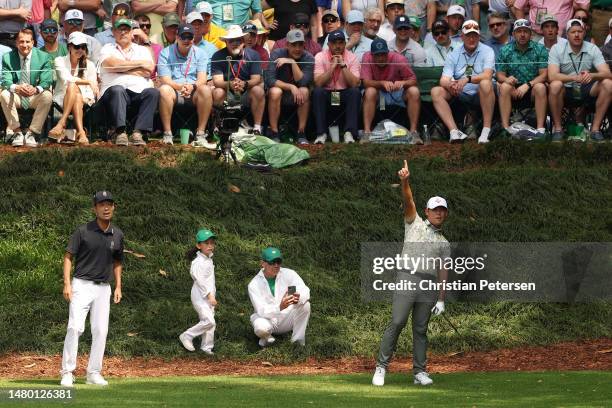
[423,125,431,145]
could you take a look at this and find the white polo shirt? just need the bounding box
[99,42,154,96]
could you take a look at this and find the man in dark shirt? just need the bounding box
[265,29,314,145]
[60,191,124,388]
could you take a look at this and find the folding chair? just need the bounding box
[413,66,445,139]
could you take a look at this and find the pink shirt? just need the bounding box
[360,51,415,82]
[314,49,360,90]
[514,0,590,34]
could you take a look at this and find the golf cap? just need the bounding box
[426,196,448,210]
[347,10,364,24]
[163,12,180,27]
[385,0,404,8]
[539,14,558,26]
[186,11,204,24]
[322,9,340,19]
[68,31,88,45]
[394,15,412,30]
[462,19,480,35]
[41,19,58,30]
[408,16,422,28]
[112,1,130,15]
[327,29,346,42]
[566,18,584,32]
[114,18,132,29]
[432,19,449,31]
[221,25,247,40]
[513,19,531,31]
[447,5,466,17]
[261,247,283,263]
[287,29,305,43]
[196,229,216,243]
[93,191,114,204]
[294,12,310,25]
[177,24,194,37]
[195,1,213,15]
[65,9,84,21]
[371,37,388,54]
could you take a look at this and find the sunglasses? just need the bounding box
[574,16,589,22]
[180,34,194,41]
[432,30,447,36]
[323,17,338,24]
[66,19,82,26]
[42,28,58,34]
[266,259,282,265]
[488,21,505,29]
[139,23,151,29]
[71,44,87,50]
[294,23,308,29]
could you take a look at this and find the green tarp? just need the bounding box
[232,135,310,169]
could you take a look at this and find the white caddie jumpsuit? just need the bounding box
[183,251,216,352]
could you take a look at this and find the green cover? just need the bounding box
[233,135,310,169]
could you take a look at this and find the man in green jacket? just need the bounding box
[1,28,53,148]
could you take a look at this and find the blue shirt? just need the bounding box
[442,42,496,95]
[484,36,513,58]
[194,39,218,76]
[95,29,115,46]
[158,44,209,83]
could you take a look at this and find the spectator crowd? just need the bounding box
[1,0,611,148]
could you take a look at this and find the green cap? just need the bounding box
[163,12,180,27]
[261,247,283,263]
[408,16,422,28]
[114,18,132,29]
[196,229,217,243]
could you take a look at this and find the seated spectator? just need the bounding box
[135,14,163,79]
[538,14,567,51]
[496,19,549,139]
[424,19,461,66]
[363,7,384,40]
[387,15,426,65]
[95,2,131,46]
[484,12,512,57]
[424,5,464,46]
[573,8,593,43]
[428,0,479,29]
[324,10,372,62]
[187,11,219,70]
[211,25,265,134]
[407,16,423,43]
[57,0,101,37]
[39,19,68,59]
[312,29,360,144]
[272,13,322,57]
[266,0,317,42]
[131,0,178,37]
[194,2,227,50]
[61,9,102,65]
[49,32,98,145]
[361,38,421,143]
[151,12,180,47]
[0,2,31,51]
[513,0,590,40]
[431,20,496,144]
[158,24,212,145]
[207,0,263,29]
[98,18,159,146]
[318,9,342,46]
[378,0,404,42]
[243,21,269,69]
[1,28,52,148]
[607,17,612,45]
[265,29,314,145]
[0,44,11,73]
[548,19,612,143]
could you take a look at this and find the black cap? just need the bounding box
[432,19,449,31]
[93,191,114,204]
[294,13,310,25]
[41,19,59,29]
[394,15,412,30]
[371,37,389,54]
[177,24,194,36]
[327,29,346,42]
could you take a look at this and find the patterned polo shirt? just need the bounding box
[403,214,451,277]
[496,40,548,85]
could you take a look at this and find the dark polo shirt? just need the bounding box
[66,220,124,283]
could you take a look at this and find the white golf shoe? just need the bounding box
[86,373,108,386]
[314,134,327,144]
[414,371,433,386]
[179,333,195,351]
[60,372,74,387]
[258,336,276,348]
[372,366,386,386]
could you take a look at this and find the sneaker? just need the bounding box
[534,131,547,142]
[360,132,371,144]
[130,131,147,146]
[590,130,605,143]
[115,132,129,146]
[449,129,468,143]
[314,134,327,144]
[162,132,174,145]
[372,366,386,386]
[296,132,309,145]
[477,133,490,144]
[86,373,108,386]
[258,336,276,348]
[267,130,280,143]
[344,132,355,144]
[60,372,74,387]
[179,333,195,352]
[464,124,477,140]
[24,132,38,148]
[414,371,433,386]
[409,131,423,145]
[201,349,214,356]
[551,130,564,143]
[251,128,263,136]
[192,133,217,149]
[11,132,24,147]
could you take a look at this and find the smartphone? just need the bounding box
[287,286,296,295]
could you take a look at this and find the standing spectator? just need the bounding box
[95,2,131,46]
[0,0,32,51]
[151,12,180,47]
[424,4,464,46]
[211,25,265,135]
[363,6,384,40]
[61,9,103,64]
[158,24,213,145]
[361,38,421,142]
[98,18,159,146]
[243,21,269,69]
[601,22,612,64]
[427,0,480,30]
[548,19,612,142]
[378,0,405,42]
[133,14,162,80]
[591,0,612,45]
[39,18,68,59]
[484,0,514,16]
[312,29,360,144]
[187,11,218,75]
[1,27,52,147]
[193,2,227,50]
[57,0,104,37]
[324,10,372,62]
[387,15,427,65]
[342,0,383,20]
[573,8,593,42]
[484,11,511,57]
[404,0,429,40]
[30,0,52,47]
[424,19,461,66]
[265,29,314,144]
[314,0,342,39]
[512,0,591,38]
[50,32,98,144]
[272,13,322,56]
[538,14,567,51]
[431,20,496,143]
[131,0,178,37]
[206,0,263,29]
[266,0,317,42]
[318,9,342,46]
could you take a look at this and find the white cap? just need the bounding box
[462,19,480,35]
[427,196,448,210]
[447,5,465,17]
[195,1,213,15]
[67,31,88,45]
[346,10,364,24]
[65,9,84,21]
[186,11,203,23]
[221,25,247,40]
[565,18,584,33]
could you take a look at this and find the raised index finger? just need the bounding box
[403,160,408,169]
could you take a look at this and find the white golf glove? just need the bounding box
[431,301,445,316]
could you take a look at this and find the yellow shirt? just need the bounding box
[204,23,227,50]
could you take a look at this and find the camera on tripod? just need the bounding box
[214,99,244,164]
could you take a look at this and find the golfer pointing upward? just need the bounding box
[373,160,450,387]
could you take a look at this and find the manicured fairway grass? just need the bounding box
[1,371,611,407]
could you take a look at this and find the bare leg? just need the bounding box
[193,85,213,132]
[406,86,420,132]
[498,82,513,129]
[159,85,176,133]
[533,83,547,129]
[267,87,282,132]
[479,79,495,128]
[431,86,457,131]
[297,87,310,132]
[590,79,612,131]
[548,80,565,131]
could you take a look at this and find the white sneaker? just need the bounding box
[344,132,355,144]
[11,132,24,147]
[60,372,74,387]
[179,333,195,351]
[258,336,275,348]
[192,136,217,150]
[86,373,108,386]
[478,133,490,144]
[162,133,174,145]
[24,132,38,148]
[414,371,433,386]
[314,134,327,144]
[449,129,468,143]
[201,349,214,355]
[372,366,386,386]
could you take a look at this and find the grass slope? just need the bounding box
[0,142,611,360]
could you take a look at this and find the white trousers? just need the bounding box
[61,278,111,375]
[182,286,216,352]
[251,302,311,345]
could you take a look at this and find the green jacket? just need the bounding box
[1,48,53,90]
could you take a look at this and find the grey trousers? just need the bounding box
[376,283,437,374]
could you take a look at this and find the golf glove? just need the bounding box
[431,301,445,316]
